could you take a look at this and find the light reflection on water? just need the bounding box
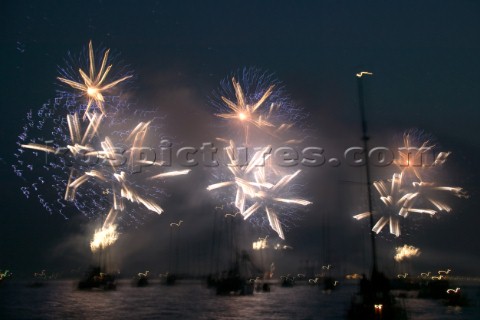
[0,281,479,319]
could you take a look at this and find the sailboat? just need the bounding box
[27,269,48,288]
[319,210,339,292]
[347,72,407,319]
[215,250,259,295]
[78,247,117,290]
[160,222,182,286]
[132,270,149,287]
[77,266,117,290]
[208,215,260,295]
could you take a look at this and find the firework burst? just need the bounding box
[57,41,132,118]
[354,173,432,237]
[90,219,119,253]
[207,140,273,214]
[235,166,311,239]
[211,68,306,145]
[394,129,450,182]
[353,172,464,237]
[354,130,468,237]
[16,42,190,252]
[394,244,421,262]
[208,68,311,239]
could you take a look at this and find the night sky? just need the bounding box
[1,1,479,278]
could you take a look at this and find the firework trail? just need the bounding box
[234,166,311,239]
[354,130,467,237]
[354,172,433,237]
[20,110,189,250]
[15,95,116,218]
[211,68,306,146]
[207,140,273,214]
[394,129,450,182]
[90,220,119,253]
[208,68,311,239]
[354,172,466,237]
[15,41,189,251]
[57,41,131,118]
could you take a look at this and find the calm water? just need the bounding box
[1,280,479,319]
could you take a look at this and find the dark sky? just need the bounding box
[1,0,479,278]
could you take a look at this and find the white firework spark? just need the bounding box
[58,41,131,118]
[394,131,450,182]
[90,221,119,253]
[354,168,468,237]
[213,70,304,145]
[207,140,272,214]
[394,244,421,262]
[215,77,275,144]
[235,166,311,239]
[20,105,189,251]
[209,70,310,239]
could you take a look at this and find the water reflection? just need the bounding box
[0,280,478,319]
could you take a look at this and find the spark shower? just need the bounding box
[14,41,467,254]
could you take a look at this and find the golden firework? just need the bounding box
[58,41,132,118]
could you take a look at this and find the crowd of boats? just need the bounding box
[1,263,471,320]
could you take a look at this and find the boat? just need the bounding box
[319,265,340,292]
[212,249,263,295]
[323,276,339,291]
[308,274,339,291]
[27,270,47,288]
[347,72,407,319]
[207,212,261,295]
[133,270,149,287]
[348,271,408,319]
[215,268,254,296]
[77,266,116,290]
[159,272,177,286]
[390,276,420,292]
[160,221,182,286]
[444,287,469,306]
[280,274,295,287]
[0,269,12,285]
[254,277,271,292]
[417,277,469,306]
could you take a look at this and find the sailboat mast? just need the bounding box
[356,71,378,274]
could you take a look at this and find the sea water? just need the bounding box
[0,280,479,319]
